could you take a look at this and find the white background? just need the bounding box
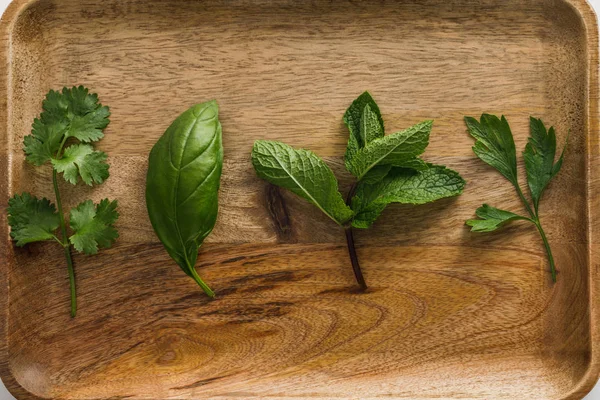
[0,0,598,398]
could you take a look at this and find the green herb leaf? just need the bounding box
[23,119,67,166]
[69,199,119,255]
[146,101,223,297]
[523,117,567,213]
[43,86,110,142]
[464,114,518,185]
[51,144,109,185]
[252,140,353,225]
[7,193,60,246]
[351,165,465,228]
[466,204,530,232]
[345,120,432,180]
[343,92,385,170]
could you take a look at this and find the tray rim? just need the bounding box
[0,0,598,399]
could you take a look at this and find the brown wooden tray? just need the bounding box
[0,0,598,399]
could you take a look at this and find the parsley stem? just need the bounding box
[515,184,536,219]
[534,219,556,283]
[52,169,77,317]
[345,182,367,290]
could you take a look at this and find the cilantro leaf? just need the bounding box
[466,204,530,232]
[351,165,465,228]
[22,86,111,169]
[69,199,119,254]
[47,86,110,142]
[252,140,354,225]
[23,118,67,166]
[523,117,567,213]
[464,114,518,185]
[51,144,109,185]
[345,120,432,180]
[7,193,60,246]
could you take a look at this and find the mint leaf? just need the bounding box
[51,144,109,185]
[351,165,465,228]
[345,120,432,180]
[69,199,119,254]
[7,193,60,246]
[523,117,567,213]
[466,204,530,232]
[344,91,385,148]
[464,114,518,185]
[252,140,353,225]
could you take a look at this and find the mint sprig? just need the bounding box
[252,92,465,289]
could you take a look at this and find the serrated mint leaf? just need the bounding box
[346,120,432,180]
[465,114,518,185]
[344,91,385,148]
[69,199,119,254]
[7,193,60,246]
[344,92,385,171]
[523,117,566,213]
[360,165,393,184]
[52,144,109,186]
[466,204,529,232]
[351,165,465,228]
[252,140,353,225]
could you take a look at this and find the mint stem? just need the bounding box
[345,182,367,290]
[53,169,77,317]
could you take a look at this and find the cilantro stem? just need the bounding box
[345,183,367,290]
[534,219,557,283]
[53,136,77,317]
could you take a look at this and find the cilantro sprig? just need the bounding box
[252,92,465,289]
[465,115,567,282]
[8,86,119,317]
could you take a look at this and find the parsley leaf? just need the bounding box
[7,193,60,246]
[466,204,530,232]
[523,117,567,213]
[465,114,565,282]
[465,114,518,185]
[252,140,354,225]
[69,199,119,255]
[51,144,109,185]
[351,166,465,228]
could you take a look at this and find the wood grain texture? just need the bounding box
[0,0,598,399]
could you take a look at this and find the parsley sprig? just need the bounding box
[465,115,567,282]
[8,86,119,317]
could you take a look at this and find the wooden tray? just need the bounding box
[0,0,598,398]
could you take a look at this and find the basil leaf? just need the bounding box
[252,140,353,225]
[351,165,465,228]
[146,101,223,297]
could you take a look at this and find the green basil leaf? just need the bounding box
[146,101,223,297]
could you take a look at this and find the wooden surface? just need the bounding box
[0,0,598,398]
